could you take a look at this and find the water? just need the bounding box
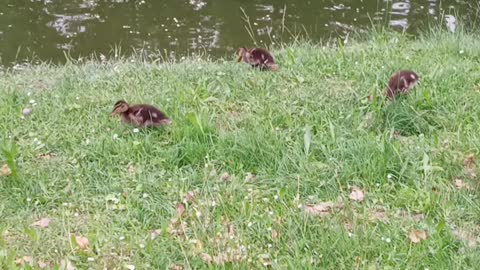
[0,0,477,66]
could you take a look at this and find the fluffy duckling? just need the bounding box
[111,100,171,128]
[385,70,420,99]
[237,47,279,71]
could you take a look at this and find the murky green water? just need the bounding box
[0,0,476,66]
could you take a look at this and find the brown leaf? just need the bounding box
[369,210,388,223]
[31,218,51,228]
[271,229,279,240]
[184,191,196,203]
[349,186,364,202]
[213,253,228,265]
[150,229,161,240]
[463,153,477,179]
[169,264,184,270]
[453,178,470,190]
[176,203,186,217]
[15,256,33,266]
[75,235,89,250]
[200,253,213,264]
[220,172,231,182]
[0,164,12,177]
[304,202,335,217]
[408,229,427,243]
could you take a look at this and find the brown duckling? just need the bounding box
[111,100,172,128]
[385,70,420,99]
[237,47,279,71]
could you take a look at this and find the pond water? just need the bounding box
[0,0,476,66]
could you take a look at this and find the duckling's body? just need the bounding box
[385,70,420,99]
[237,47,278,71]
[111,100,171,128]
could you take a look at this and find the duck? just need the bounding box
[385,70,420,99]
[237,47,279,71]
[111,100,172,128]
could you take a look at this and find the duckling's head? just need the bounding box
[111,100,129,116]
[237,47,248,62]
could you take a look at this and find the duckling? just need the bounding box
[237,47,279,71]
[385,70,420,99]
[111,100,172,128]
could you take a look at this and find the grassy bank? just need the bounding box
[1,29,480,269]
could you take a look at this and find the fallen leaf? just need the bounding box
[168,218,188,236]
[200,253,213,264]
[0,164,12,177]
[453,178,470,190]
[125,265,135,270]
[408,229,427,243]
[349,186,365,202]
[75,235,89,250]
[220,172,231,182]
[169,264,184,270]
[304,202,335,217]
[38,261,47,269]
[271,229,278,240]
[369,210,388,223]
[176,203,186,217]
[184,191,196,203]
[189,239,203,253]
[150,229,161,240]
[463,153,477,179]
[31,218,51,228]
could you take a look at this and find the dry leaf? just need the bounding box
[169,264,184,270]
[463,153,477,178]
[220,172,231,182]
[408,229,427,243]
[271,229,278,240]
[31,218,51,228]
[184,191,196,203]
[75,235,89,250]
[369,210,388,223]
[349,186,364,202]
[38,261,48,269]
[0,164,12,177]
[200,253,213,264]
[15,256,33,266]
[304,202,335,217]
[176,203,186,217]
[150,229,161,240]
[453,178,470,190]
[168,218,188,236]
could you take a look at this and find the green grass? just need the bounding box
[1,28,480,269]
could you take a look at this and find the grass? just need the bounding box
[1,28,480,269]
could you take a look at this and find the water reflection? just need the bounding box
[0,0,474,66]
